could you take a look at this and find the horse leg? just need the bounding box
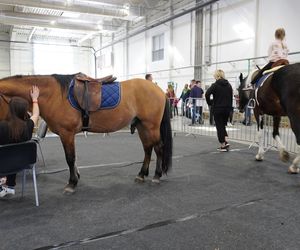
[135,123,161,183]
[288,145,300,174]
[135,145,153,182]
[255,114,265,161]
[60,131,80,193]
[288,117,300,174]
[152,141,163,183]
[273,116,289,162]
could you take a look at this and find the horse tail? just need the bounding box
[160,98,173,174]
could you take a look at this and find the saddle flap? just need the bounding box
[74,79,102,112]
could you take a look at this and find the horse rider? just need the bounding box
[251,28,289,86]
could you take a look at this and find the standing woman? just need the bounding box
[0,86,40,197]
[205,70,233,151]
[251,28,289,85]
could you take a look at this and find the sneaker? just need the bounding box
[225,141,230,147]
[0,186,15,198]
[217,144,229,152]
[0,177,6,185]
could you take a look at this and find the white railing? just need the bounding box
[169,98,298,154]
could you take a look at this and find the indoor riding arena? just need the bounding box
[0,1,300,250]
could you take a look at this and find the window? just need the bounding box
[33,44,74,74]
[152,34,164,61]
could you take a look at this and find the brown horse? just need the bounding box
[0,74,173,193]
[238,63,300,174]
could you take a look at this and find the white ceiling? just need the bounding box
[0,0,166,44]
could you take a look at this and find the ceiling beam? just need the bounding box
[0,15,100,32]
[0,0,129,19]
[1,11,117,31]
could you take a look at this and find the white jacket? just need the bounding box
[268,39,289,62]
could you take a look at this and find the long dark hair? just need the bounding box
[8,97,29,141]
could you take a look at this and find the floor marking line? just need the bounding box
[34,198,263,250]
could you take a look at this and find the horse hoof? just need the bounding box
[64,184,76,194]
[288,166,299,174]
[280,151,290,163]
[255,155,263,161]
[152,178,160,184]
[135,176,145,183]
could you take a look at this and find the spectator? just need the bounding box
[242,105,252,126]
[179,84,190,116]
[166,84,176,118]
[205,70,233,151]
[0,86,40,197]
[173,98,179,116]
[189,80,204,125]
[145,74,153,81]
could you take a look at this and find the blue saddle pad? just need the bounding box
[101,82,121,109]
[255,73,272,88]
[68,80,121,111]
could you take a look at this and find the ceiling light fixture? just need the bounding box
[50,20,57,25]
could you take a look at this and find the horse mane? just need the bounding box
[51,73,78,91]
[0,73,80,93]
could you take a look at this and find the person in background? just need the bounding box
[242,105,252,126]
[189,80,204,125]
[179,84,190,116]
[196,80,204,124]
[251,28,289,85]
[0,86,40,198]
[173,98,179,116]
[145,74,153,82]
[166,84,176,119]
[205,70,233,152]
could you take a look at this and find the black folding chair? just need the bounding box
[32,120,48,168]
[0,140,39,206]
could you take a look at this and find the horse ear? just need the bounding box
[239,73,243,82]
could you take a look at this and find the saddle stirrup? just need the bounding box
[247,98,256,109]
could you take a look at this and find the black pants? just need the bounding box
[209,106,215,125]
[213,108,231,143]
[251,61,273,84]
[228,107,233,123]
[6,174,16,187]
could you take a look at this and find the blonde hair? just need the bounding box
[275,28,286,40]
[214,69,225,80]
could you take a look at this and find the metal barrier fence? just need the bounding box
[169,98,298,154]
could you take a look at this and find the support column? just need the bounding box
[169,0,174,80]
[194,0,203,80]
[111,33,115,70]
[254,0,260,62]
[125,22,129,78]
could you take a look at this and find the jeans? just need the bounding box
[192,106,202,124]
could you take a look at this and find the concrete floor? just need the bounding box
[1,132,300,250]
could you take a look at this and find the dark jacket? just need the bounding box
[179,89,190,102]
[190,85,204,105]
[190,85,204,98]
[205,79,233,109]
